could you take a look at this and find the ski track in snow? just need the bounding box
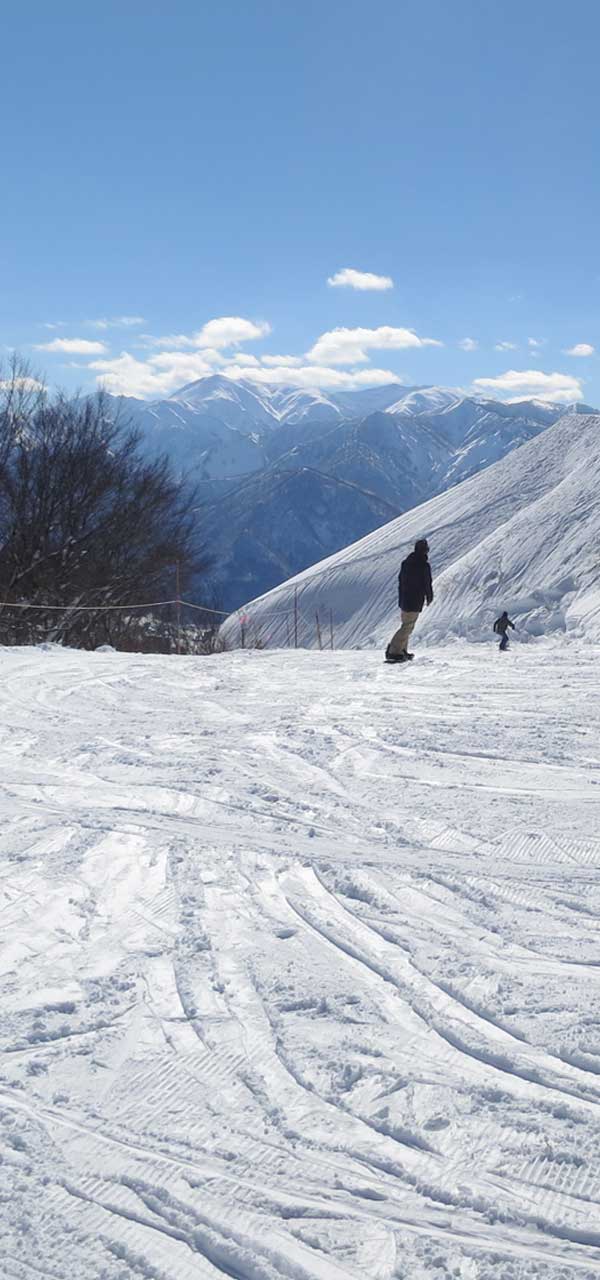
[1,641,599,1279]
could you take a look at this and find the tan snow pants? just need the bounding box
[388,610,420,656]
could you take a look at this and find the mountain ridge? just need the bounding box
[116,373,594,487]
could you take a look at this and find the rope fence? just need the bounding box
[0,597,300,618]
[0,598,183,612]
[0,589,326,652]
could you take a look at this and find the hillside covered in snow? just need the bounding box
[221,412,600,649]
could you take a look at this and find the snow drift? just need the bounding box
[221,412,600,649]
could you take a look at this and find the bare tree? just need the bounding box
[0,358,210,650]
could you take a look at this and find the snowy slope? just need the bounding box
[2,642,600,1279]
[221,412,600,649]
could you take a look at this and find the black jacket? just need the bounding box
[493,614,515,635]
[398,550,433,613]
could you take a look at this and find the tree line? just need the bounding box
[0,357,216,651]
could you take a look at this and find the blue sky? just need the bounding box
[2,0,599,405]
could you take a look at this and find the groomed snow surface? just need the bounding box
[1,641,600,1279]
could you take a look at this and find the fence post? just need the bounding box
[176,561,182,655]
[329,608,334,650]
[315,611,322,650]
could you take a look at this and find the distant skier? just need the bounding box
[493,610,515,651]
[385,538,433,663]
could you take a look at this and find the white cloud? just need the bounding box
[35,337,109,355]
[459,338,478,352]
[146,351,216,373]
[136,316,271,352]
[74,313,439,399]
[472,369,583,404]
[327,267,394,292]
[41,321,65,330]
[136,332,201,350]
[88,315,145,330]
[495,341,517,351]
[195,316,271,348]
[564,343,595,357]
[218,363,401,390]
[89,348,403,398]
[308,325,442,366]
[261,353,303,367]
[0,376,45,392]
[87,353,156,397]
[224,352,261,368]
[528,337,544,348]
[89,351,216,398]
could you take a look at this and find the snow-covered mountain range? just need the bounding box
[220,411,600,648]
[117,377,463,482]
[114,376,595,611]
[120,375,584,485]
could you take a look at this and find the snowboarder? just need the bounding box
[385,538,433,663]
[493,610,515,651]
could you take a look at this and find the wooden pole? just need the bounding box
[315,610,322,650]
[329,608,334,650]
[176,561,182,655]
[294,587,298,648]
